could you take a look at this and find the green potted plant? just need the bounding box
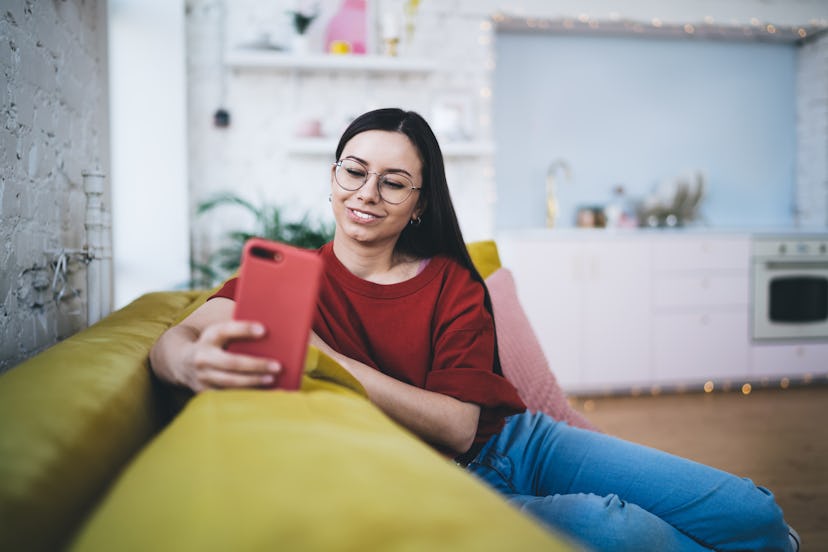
[190,192,334,289]
[287,7,319,54]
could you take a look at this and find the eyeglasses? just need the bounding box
[333,158,421,205]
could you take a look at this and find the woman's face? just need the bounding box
[330,130,423,249]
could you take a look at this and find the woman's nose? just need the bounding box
[358,173,382,202]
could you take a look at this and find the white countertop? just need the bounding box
[496,226,828,241]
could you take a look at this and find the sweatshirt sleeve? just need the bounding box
[424,265,525,426]
[209,277,238,301]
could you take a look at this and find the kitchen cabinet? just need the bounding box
[649,235,752,386]
[751,343,828,379]
[496,231,823,394]
[652,311,750,384]
[497,232,652,393]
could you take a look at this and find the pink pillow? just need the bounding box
[487,268,598,432]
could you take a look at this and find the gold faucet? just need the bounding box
[546,159,571,228]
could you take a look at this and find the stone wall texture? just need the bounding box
[1,1,109,372]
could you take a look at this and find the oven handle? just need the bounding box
[764,261,828,270]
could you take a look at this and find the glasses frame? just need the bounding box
[333,159,422,205]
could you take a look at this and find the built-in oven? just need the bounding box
[752,235,828,340]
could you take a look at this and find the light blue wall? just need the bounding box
[493,32,797,229]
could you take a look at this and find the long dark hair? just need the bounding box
[335,108,503,376]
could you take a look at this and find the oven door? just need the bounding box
[753,260,828,340]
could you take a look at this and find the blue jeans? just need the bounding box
[467,411,792,551]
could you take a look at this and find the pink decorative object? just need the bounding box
[486,268,599,432]
[325,0,367,54]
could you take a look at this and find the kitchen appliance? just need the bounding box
[752,235,828,340]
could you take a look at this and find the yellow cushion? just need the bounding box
[0,290,203,552]
[467,240,502,279]
[70,386,568,551]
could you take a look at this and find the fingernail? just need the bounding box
[268,362,281,372]
[253,324,266,336]
[261,374,275,384]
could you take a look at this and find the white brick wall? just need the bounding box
[0,1,109,372]
[187,0,828,267]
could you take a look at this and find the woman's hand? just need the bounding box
[150,297,281,393]
[176,320,282,392]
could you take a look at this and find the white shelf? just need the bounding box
[225,49,436,74]
[286,138,495,157]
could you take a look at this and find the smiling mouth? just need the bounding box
[348,207,382,221]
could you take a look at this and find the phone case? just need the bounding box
[226,238,323,390]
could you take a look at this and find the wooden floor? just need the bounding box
[570,385,828,548]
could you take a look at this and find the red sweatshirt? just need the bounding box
[211,242,526,451]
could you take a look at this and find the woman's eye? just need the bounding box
[346,168,366,178]
[381,179,406,190]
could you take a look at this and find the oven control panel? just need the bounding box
[752,236,828,258]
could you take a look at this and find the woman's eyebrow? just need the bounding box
[345,155,413,177]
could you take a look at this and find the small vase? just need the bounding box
[291,33,309,55]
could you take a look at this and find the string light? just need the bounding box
[489,12,826,43]
[572,373,824,402]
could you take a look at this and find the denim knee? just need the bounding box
[727,483,790,549]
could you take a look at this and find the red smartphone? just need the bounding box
[226,238,323,390]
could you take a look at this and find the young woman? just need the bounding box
[150,108,798,551]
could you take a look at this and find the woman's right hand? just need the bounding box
[177,320,282,393]
[149,297,282,393]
